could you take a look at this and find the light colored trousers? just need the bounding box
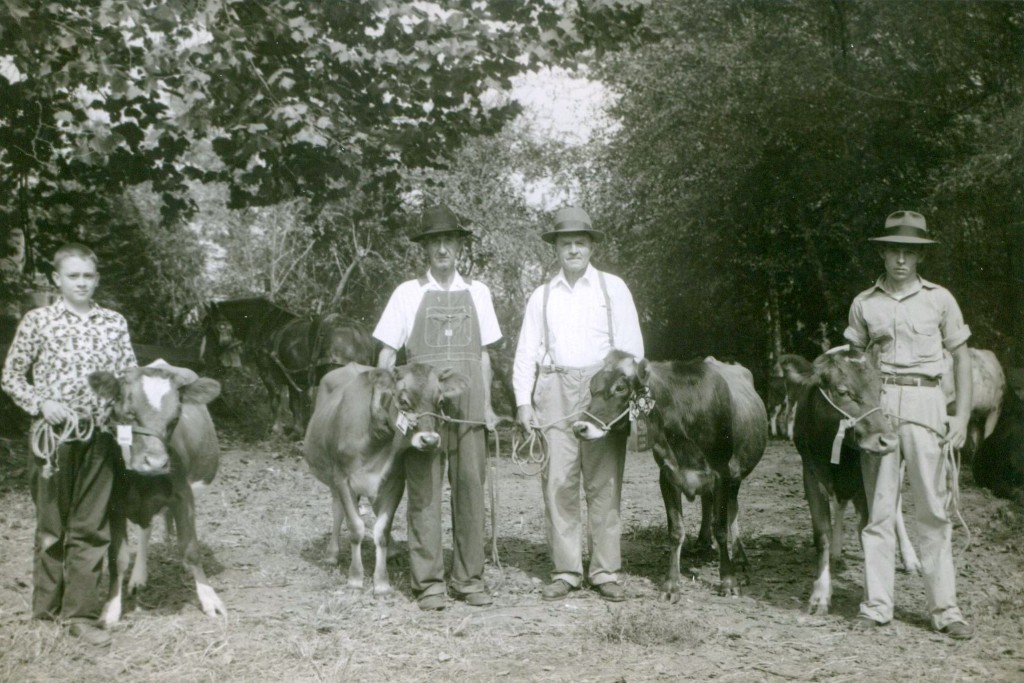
[859,384,965,629]
[534,365,628,588]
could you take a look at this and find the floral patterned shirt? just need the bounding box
[2,299,137,421]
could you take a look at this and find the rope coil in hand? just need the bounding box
[30,414,95,479]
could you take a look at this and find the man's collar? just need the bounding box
[552,264,597,289]
[871,275,938,296]
[422,270,468,290]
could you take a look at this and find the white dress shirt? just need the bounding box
[513,264,643,406]
[373,271,502,351]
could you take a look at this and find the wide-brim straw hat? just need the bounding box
[869,210,937,244]
[410,205,473,242]
[541,206,605,244]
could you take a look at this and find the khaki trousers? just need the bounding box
[534,365,627,588]
[859,384,965,629]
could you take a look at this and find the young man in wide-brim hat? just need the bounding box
[372,204,501,610]
[844,210,975,640]
[512,206,644,603]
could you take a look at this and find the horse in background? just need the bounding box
[199,297,374,436]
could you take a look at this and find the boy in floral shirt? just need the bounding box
[2,243,136,646]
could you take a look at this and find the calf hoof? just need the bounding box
[808,599,830,616]
[346,577,364,590]
[198,587,227,617]
[718,577,741,597]
[661,579,683,604]
[373,584,392,597]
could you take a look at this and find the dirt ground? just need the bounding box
[0,430,1022,683]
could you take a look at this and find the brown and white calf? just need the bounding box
[303,363,467,595]
[88,363,224,626]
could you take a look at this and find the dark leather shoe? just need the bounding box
[938,621,974,640]
[541,579,575,601]
[453,591,493,607]
[417,594,447,611]
[67,622,111,647]
[595,582,626,602]
[850,616,883,632]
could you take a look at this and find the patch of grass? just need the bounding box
[599,604,712,648]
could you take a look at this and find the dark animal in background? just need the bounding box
[973,387,1024,506]
[88,362,225,626]
[766,354,813,440]
[575,351,767,599]
[199,298,374,435]
[786,346,903,615]
[303,363,467,594]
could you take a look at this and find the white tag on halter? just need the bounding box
[395,412,411,435]
[116,424,133,447]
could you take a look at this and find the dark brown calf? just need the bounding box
[574,351,768,599]
[303,363,467,594]
[787,346,901,615]
[88,363,224,626]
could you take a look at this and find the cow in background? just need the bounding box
[973,387,1024,505]
[88,362,225,626]
[941,347,1005,465]
[769,354,814,440]
[303,363,466,595]
[574,352,767,599]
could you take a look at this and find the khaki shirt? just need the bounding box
[843,276,970,379]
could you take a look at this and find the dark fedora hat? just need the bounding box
[410,204,473,243]
[869,210,938,245]
[541,206,605,244]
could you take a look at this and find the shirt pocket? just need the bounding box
[587,301,612,340]
[909,310,943,360]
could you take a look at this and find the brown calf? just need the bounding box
[303,363,467,595]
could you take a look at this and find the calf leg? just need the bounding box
[829,497,846,569]
[370,472,405,596]
[335,483,365,589]
[171,495,226,617]
[726,489,749,581]
[327,489,344,565]
[100,513,130,628]
[687,493,715,558]
[715,477,740,596]
[127,522,152,595]
[803,461,834,615]
[659,467,686,602]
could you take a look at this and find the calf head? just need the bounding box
[89,367,221,475]
[808,344,898,455]
[368,363,468,450]
[574,350,645,441]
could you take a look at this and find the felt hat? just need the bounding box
[541,206,605,244]
[869,210,937,245]
[410,205,473,242]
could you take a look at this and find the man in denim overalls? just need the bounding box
[373,205,501,610]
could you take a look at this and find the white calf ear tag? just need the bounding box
[116,425,133,447]
[395,412,410,435]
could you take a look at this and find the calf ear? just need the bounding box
[864,335,891,370]
[88,371,121,400]
[780,354,814,386]
[180,378,222,405]
[369,369,396,438]
[438,368,469,401]
[636,358,650,384]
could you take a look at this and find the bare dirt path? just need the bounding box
[1,435,1022,682]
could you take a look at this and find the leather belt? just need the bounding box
[881,374,939,387]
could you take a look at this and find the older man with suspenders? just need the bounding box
[373,204,501,611]
[513,206,644,602]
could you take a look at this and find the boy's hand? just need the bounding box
[40,399,75,425]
